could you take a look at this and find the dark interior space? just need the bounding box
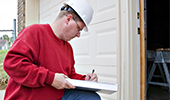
[146,0,170,100]
[147,0,169,50]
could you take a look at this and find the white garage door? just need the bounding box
[39,0,118,100]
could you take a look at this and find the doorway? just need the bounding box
[145,0,170,100]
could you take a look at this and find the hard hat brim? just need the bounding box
[63,0,94,32]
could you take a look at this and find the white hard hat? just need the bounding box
[63,0,94,32]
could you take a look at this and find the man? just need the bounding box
[3,0,101,100]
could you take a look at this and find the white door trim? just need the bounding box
[118,0,139,100]
[25,0,39,26]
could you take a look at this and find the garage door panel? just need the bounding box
[70,19,117,66]
[74,56,116,66]
[97,30,116,55]
[40,4,60,24]
[74,65,117,81]
[70,36,90,56]
[91,0,116,24]
[99,93,117,100]
[40,11,52,23]
[40,0,51,13]
[40,0,63,14]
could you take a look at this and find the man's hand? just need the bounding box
[51,73,75,89]
[85,73,98,82]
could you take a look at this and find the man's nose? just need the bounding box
[76,32,80,37]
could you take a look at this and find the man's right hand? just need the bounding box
[51,73,75,89]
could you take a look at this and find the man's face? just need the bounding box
[62,16,85,41]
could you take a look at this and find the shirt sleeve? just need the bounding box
[65,42,86,80]
[3,39,55,88]
[69,67,86,80]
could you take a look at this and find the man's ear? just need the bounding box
[66,14,73,23]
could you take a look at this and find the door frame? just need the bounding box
[118,0,140,100]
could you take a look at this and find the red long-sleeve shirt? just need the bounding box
[3,24,86,100]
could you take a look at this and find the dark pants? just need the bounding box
[62,89,101,100]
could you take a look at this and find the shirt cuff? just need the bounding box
[45,71,55,85]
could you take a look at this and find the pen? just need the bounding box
[89,69,95,80]
[92,69,95,74]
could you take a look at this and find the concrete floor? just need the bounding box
[147,85,170,100]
